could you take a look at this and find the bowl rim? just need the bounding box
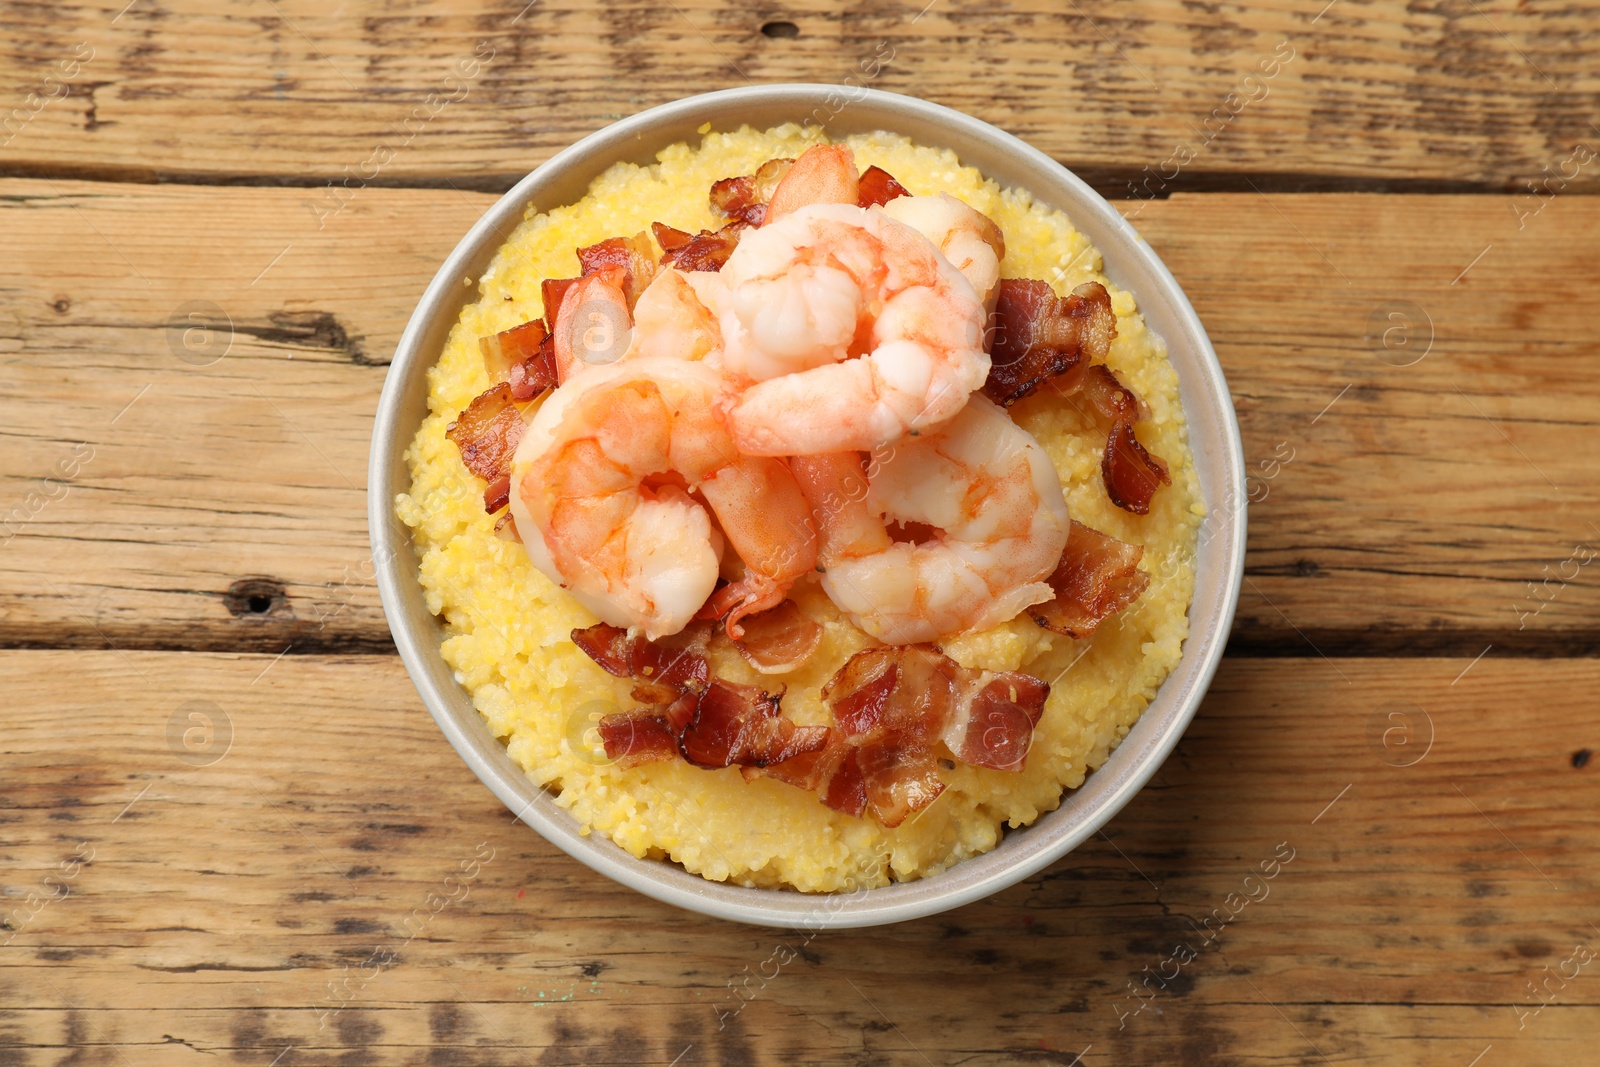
[370,83,1246,929]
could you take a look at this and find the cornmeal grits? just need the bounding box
[396,126,1201,892]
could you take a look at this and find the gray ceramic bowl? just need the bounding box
[370,84,1245,929]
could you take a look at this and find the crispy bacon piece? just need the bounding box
[943,671,1049,772]
[680,680,831,769]
[710,174,759,224]
[483,473,512,514]
[1030,520,1151,638]
[1076,364,1140,422]
[1103,419,1171,515]
[822,749,869,818]
[710,157,795,226]
[576,232,656,307]
[657,221,746,273]
[445,383,524,514]
[730,599,823,674]
[570,621,711,698]
[541,277,580,328]
[651,221,694,253]
[819,647,953,828]
[479,318,548,380]
[814,645,1052,823]
[506,332,559,401]
[983,279,1117,406]
[857,165,909,208]
[856,730,945,827]
[478,318,558,402]
[747,727,848,789]
[597,713,679,768]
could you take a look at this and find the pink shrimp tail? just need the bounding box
[765,144,860,224]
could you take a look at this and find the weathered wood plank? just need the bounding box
[1,0,1597,193]
[1,652,1596,1065]
[1,179,1597,652]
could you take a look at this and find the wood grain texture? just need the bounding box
[1,1,1598,193]
[1,651,1595,1065]
[2,179,1597,652]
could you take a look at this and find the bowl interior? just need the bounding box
[370,84,1246,929]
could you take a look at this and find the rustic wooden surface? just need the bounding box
[3,1,1598,1064]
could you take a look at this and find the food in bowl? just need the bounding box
[395,126,1201,893]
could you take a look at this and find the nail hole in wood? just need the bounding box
[760,20,799,38]
[224,577,289,619]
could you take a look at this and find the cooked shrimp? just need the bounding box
[626,267,723,365]
[509,358,816,639]
[790,395,1070,644]
[714,202,989,456]
[551,267,632,383]
[764,143,859,224]
[880,193,1006,311]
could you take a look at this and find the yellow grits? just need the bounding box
[396,126,1202,893]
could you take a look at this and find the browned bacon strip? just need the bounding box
[659,221,746,273]
[812,645,1050,825]
[506,332,559,401]
[570,621,711,698]
[680,680,830,769]
[483,473,512,514]
[651,221,694,253]
[983,279,1117,407]
[822,749,869,818]
[1103,419,1171,516]
[541,277,579,329]
[711,157,795,227]
[710,174,759,224]
[857,165,909,208]
[730,599,823,674]
[577,232,656,307]
[1076,363,1140,422]
[1030,520,1151,638]
[943,672,1049,772]
[445,383,524,513]
[856,731,945,827]
[479,318,547,380]
[597,713,679,768]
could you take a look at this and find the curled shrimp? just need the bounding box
[551,267,632,383]
[509,358,816,639]
[880,193,1006,311]
[790,395,1070,644]
[712,202,989,456]
[627,267,723,365]
[549,266,726,387]
[764,143,859,224]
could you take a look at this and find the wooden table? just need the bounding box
[3,2,1597,1063]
